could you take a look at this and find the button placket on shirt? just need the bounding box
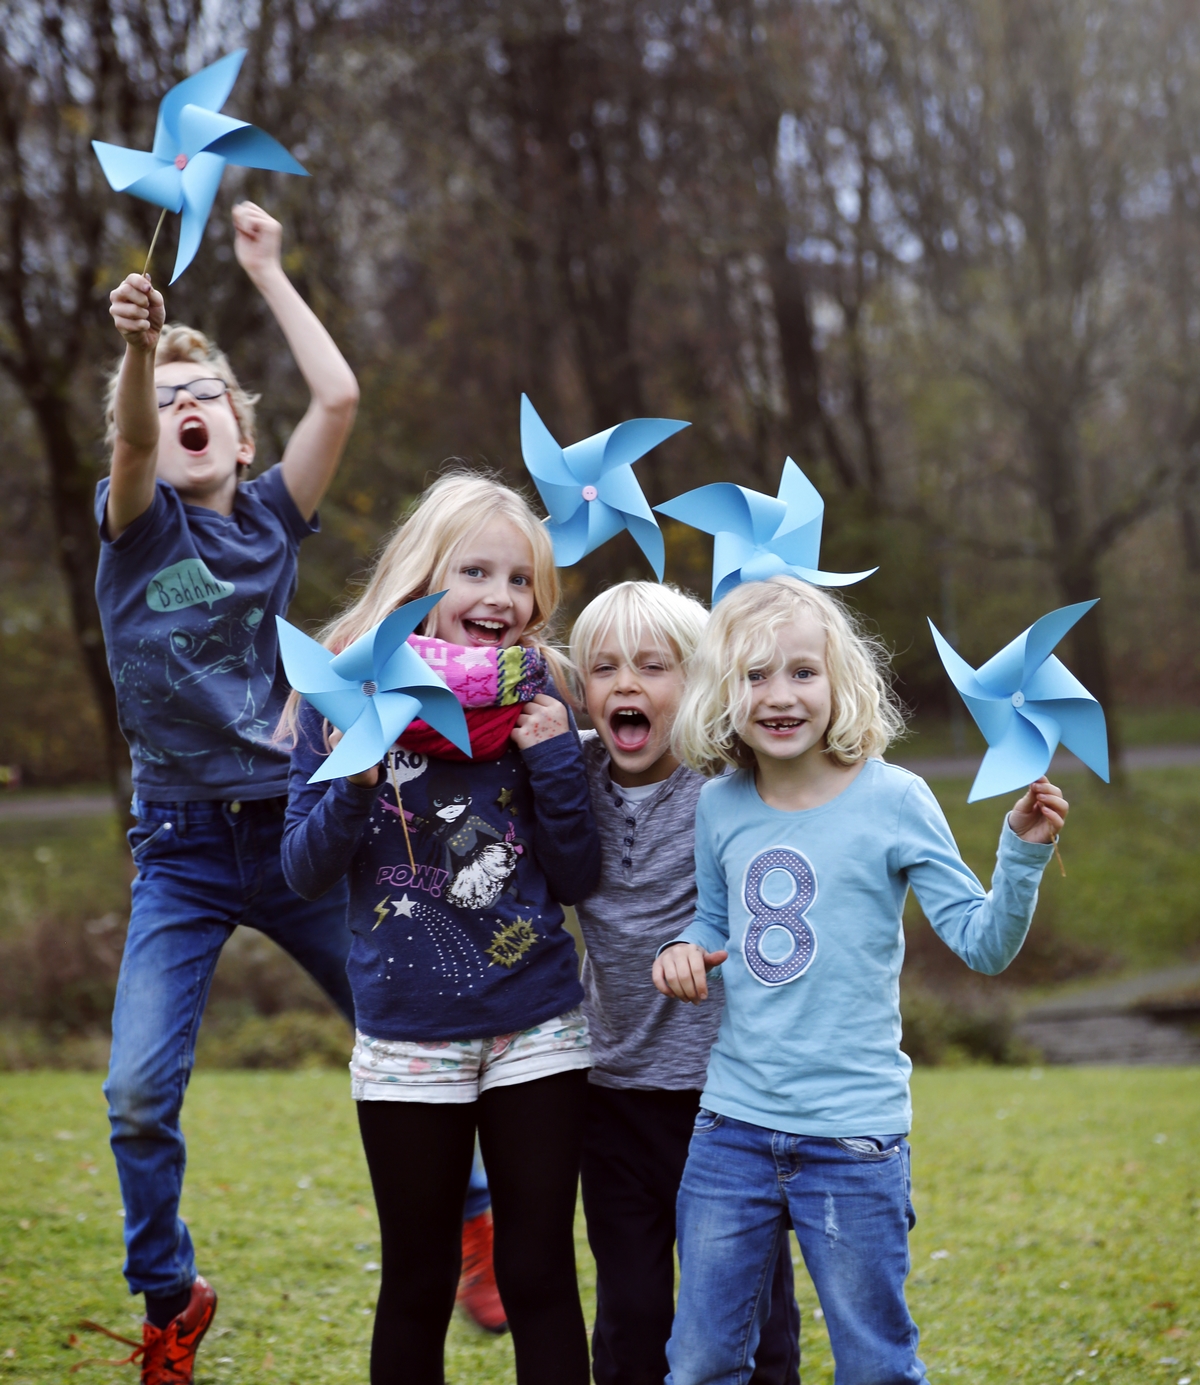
[621,813,636,869]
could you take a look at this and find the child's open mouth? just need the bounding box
[759,718,804,734]
[462,618,507,647]
[610,707,652,752]
[179,416,209,454]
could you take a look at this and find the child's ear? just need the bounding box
[236,436,256,472]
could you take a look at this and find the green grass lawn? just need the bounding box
[1,1069,1197,1384]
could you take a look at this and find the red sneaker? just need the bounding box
[457,1212,507,1334]
[70,1276,218,1384]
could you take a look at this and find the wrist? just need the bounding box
[246,261,289,295]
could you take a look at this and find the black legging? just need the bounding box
[357,1068,590,1385]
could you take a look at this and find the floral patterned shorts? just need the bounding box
[350,1007,592,1103]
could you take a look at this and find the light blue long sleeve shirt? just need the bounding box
[676,758,1053,1136]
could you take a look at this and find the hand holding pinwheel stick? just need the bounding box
[109,275,165,354]
[1007,777,1070,847]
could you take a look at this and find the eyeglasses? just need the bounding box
[155,378,228,409]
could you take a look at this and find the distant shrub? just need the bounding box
[900,985,1035,1066]
[195,1011,351,1070]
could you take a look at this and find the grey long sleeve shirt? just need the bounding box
[577,731,723,1090]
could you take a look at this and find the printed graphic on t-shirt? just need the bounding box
[364,752,543,988]
[116,598,273,771]
[740,846,818,987]
[418,763,522,911]
[145,558,234,612]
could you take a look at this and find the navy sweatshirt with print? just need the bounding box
[282,696,599,1042]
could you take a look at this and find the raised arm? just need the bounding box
[232,202,359,521]
[106,274,166,538]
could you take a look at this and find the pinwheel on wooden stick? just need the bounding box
[276,593,471,786]
[92,49,309,283]
[928,600,1110,803]
[519,394,688,580]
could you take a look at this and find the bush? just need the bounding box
[900,984,1034,1066]
[195,1011,352,1070]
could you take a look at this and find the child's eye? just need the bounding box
[793,668,815,680]
[747,670,765,682]
[511,574,530,587]
[462,566,484,578]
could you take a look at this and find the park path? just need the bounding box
[1015,961,1200,1066]
[3,743,1198,823]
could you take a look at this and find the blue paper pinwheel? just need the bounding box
[276,593,471,784]
[92,49,308,283]
[520,394,688,580]
[928,600,1110,803]
[654,457,876,604]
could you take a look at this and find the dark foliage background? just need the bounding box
[2,0,1199,788]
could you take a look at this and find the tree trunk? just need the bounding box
[764,243,857,490]
[28,381,128,797]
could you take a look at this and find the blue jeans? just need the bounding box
[104,796,354,1297]
[667,1111,926,1385]
[464,1146,491,1221]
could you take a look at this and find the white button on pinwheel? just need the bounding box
[519,394,689,580]
[276,593,471,784]
[928,600,1110,803]
[91,50,308,283]
[654,457,876,604]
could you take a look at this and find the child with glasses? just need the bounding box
[91,201,359,1385]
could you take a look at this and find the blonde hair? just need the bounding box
[567,581,708,703]
[104,323,259,452]
[673,576,905,777]
[278,470,562,744]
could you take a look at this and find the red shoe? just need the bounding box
[457,1212,508,1334]
[70,1276,218,1384]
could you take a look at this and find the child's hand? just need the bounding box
[511,694,570,750]
[232,201,284,281]
[652,942,729,1004]
[1007,776,1069,844]
[110,273,164,352]
[328,728,380,788]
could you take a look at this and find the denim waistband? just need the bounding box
[132,795,287,826]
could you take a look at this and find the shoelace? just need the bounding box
[68,1320,147,1372]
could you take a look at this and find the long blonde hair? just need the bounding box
[672,576,905,777]
[278,470,561,743]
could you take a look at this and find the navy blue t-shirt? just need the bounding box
[94,467,317,801]
[281,698,601,1042]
